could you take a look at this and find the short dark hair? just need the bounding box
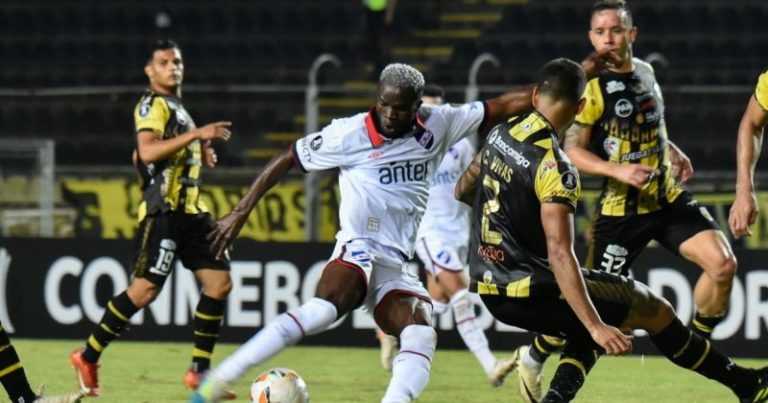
[536,58,586,105]
[422,84,444,99]
[592,0,633,27]
[146,39,180,63]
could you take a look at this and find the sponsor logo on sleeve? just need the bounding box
[310,135,323,150]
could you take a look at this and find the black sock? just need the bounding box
[530,334,566,363]
[651,318,755,398]
[83,291,140,363]
[0,324,36,402]
[691,311,725,340]
[545,346,598,402]
[191,294,226,373]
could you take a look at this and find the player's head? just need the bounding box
[145,39,183,93]
[376,63,425,137]
[533,58,587,135]
[421,84,444,106]
[589,0,636,70]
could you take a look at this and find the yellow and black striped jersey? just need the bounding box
[469,112,580,297]
[576,58,682,216]
[755,70,768,111]
[133,90,207,221]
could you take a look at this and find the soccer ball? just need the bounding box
[250,368,309,403]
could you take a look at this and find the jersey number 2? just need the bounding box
[482,176,503,245]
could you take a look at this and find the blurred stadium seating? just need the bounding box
[0,0,766,170]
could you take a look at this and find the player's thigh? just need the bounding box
[314,260,368,316]
[177,213,232,297]
[587,214,655,275]
[131,213,179,288]
[425,272,448,302]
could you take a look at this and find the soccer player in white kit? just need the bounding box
[191,56,616,403]
[378,85,519,386]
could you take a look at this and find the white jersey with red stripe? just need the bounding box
[292,102,487,259]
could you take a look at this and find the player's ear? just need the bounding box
[629,26,638,44]
[144,64,153,78]
[532,86,540,109]
[576,97,586,115]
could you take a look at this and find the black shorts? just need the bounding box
[132,211,230,286]
[586,191,719,275]
[481,270,635,350]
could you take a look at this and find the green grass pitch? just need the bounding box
[12,339,767,402]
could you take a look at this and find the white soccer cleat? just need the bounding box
[487,349,520,387]
[189,374,233,403]
[33,385,86,403]
[378,334,398,371]
[517,346,544,403]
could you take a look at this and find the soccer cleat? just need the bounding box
[69,348,100,397]
[742,367,768,403]
[487,349,520,387]
[184,369,237,400]
[517,346,544,403]
[189,374,235,403]
[378,333,398,371]
[33,385,86,403]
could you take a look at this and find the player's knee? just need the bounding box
[127,281,160,308]
[278,297,338,340]
[708,254,737,285]
[399,324,437,358]
[204,275,233,300]
[449,288,472,322]
[375,295,432,335]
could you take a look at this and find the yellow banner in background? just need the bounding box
[59,177,339,242]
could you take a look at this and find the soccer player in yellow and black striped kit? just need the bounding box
[69,39,236,399]
[459,57,768,403]
[729,70,768,238]
[517,2,740,400]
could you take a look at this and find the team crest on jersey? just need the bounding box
[606,80,626,94]
[603,137,620,156]
[310,135,323,150]
[415,129,434,150]
[350,250,372,263]
[615,99,633,118]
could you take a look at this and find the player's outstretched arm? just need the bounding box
[136,121,232,164]
[455,152,483,205]
[208,147,295,258]
[564,123,656,189]
[729,95,768,238]
[541,202,632,356]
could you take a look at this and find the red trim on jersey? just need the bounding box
[455,316,477,326]
[286,312,306,337]
[365,109,387,148]
[415,112,427,130]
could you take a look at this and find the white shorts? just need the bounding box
[331,239,430,312]
[414,237,467,277]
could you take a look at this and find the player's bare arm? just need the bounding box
[455,151,483,205]
[667,139,693,183]
[541,202,631,356]
[564,122,655,189]
[136,121,232,163]
[208,147,294,258]
[729,95,768,238]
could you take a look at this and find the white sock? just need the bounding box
[214,298,337,381]
[450,289,495,373]
[523,345,544,371]
[381,325,436,403]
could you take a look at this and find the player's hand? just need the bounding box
[669,145,694,183]
[590,323,633,356]
[197,121,232,141]
[208,210,247,260]
[581,47,621,78]
[202,140,217,167]
[729,192,758,238]
[612,164,658,189]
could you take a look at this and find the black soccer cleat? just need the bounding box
[742,367,768,403]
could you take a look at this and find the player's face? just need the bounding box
[589,9,636,68]
[375,84,421,137]
[145,48,184,91]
